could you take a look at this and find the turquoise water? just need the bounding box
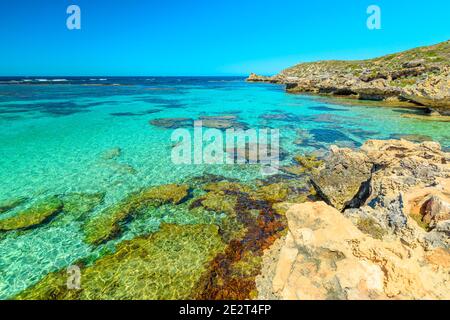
[0,77,449,298]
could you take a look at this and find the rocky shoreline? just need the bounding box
[247,40,450,115]
[256,139,450,300]
[3,135,448,299]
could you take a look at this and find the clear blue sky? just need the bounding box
[1,0,449,76]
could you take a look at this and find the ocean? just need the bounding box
[0,77,448,299]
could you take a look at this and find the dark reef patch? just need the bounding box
[309,128,355,144]
[149,117,194,129]
[389,133,434,143]
[139,98,188,109]
[308,105,348,112]
[259,112,303,122]
[347,128,381,140]
[110,109,162,117]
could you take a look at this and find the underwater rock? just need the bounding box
[280,165,307,176]
[309,128,355,144]
[83,184,189,245]
[194,192,286,300]
[53,193,105,226]
[259,112,299,122]
[149,117,193,129]
[16,224,226,300]
[108,162,137,175]
[0,197,28,214]
[0,196,63,231]
[401,113,450,122]
[199,115,238,121]
[100,147,121,160]
[203,181,253,194]
[293,154,323,173]
[186,174,239,189]
[252,183,290,204]
[199,115,249,130]
[195,189,238,216]
[110,109,162,117]
[308,105,348,112]
[281,154,323,177]
[390,134,434,143]
[225,143,288,164]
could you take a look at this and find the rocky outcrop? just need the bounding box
[257,139,450,300]
[312,140,448,202]
[246,73,275,83]
[247,40,450,113]
[311,145,373,211]
[313,139,449,246]
[257,202,450,300]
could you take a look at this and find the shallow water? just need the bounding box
[0,77,449,299]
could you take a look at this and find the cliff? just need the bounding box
[247,41,450,115]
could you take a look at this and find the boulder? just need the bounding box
[311,146,372,211]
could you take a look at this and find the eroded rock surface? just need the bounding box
[258,139,450,300]
[312,139,449,246]
[257,202,450,300]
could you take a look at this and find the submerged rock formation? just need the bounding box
[0,196,63,231]
[83,184,190,245]
[247,40,450,114]
[257,139,450,300]
[17,224,226,300]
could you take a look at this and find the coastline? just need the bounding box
[247,40,450,116]
[1,76,449,300]
[8,138,450,300]
[256,139,450,300]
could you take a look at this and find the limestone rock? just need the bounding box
[311,146,372,211]
[257,202,450,300]
[246,73,276,83]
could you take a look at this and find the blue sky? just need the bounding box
[0,0,449,76]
